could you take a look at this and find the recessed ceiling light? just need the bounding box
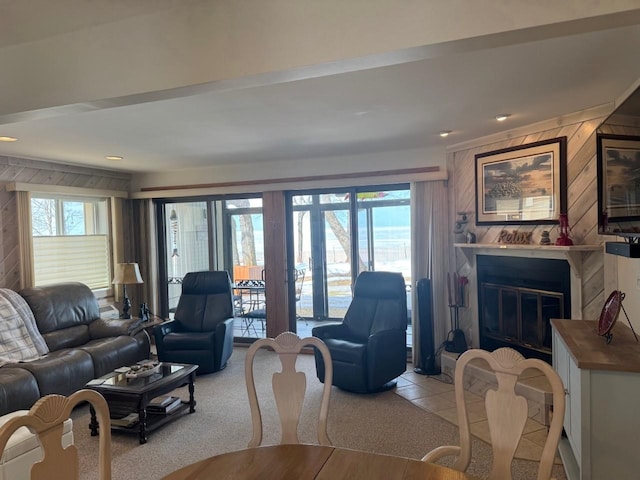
[495,114,510,122]
[0,136,17,142]
[439,131,451,138]
[105,155,123,161]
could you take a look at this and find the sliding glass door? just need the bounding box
[156,195,265,340]
[289,186,410,331]
[162,201,211,316]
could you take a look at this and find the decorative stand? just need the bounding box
[445,304,467,353]
[445,272,468,353]
[598,290,638,344]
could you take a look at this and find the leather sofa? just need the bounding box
[0,282,150,416]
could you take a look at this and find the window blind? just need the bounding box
[33,235,110,289]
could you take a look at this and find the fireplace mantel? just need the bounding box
[454,243,602,279]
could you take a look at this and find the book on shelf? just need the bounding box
[147,396,182,415]
[111,412,139,427]
[148,395,177,408]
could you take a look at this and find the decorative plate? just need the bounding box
[598,290,623,337]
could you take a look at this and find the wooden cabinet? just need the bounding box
[551,319,640,480]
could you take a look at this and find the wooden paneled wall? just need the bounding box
[449,114,608,335]
[0,155,131,291]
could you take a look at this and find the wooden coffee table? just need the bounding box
[85,362,197,444]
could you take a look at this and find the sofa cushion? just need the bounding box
[15,349,94,396]
[79,336,149,378]
[19,283,99,351]
[0,369,40,417]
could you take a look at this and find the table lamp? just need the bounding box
[112,262,144,319]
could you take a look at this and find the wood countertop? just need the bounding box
[551,319,640,372]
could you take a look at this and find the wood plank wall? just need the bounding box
[0,155,131,291]
[449,115,608,336]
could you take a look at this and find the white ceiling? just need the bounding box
[0,20,639,174]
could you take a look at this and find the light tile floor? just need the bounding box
[395,368,563,466]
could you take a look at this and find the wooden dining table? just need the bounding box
[161,444,477,480]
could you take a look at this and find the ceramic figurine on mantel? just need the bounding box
[540,231,551,245]
[454,212,468,243]
[555,213,574,246]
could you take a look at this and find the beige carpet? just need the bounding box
[74,348,566,479]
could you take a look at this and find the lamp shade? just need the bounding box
[112,263,144,285]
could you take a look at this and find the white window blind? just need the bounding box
[32,235,110,289]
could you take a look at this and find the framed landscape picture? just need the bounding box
[475,137,567,225]
[597,134,640,223]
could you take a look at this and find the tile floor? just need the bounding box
[395,368,563,465]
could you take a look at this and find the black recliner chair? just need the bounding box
[154,271,235,374]
[312,271,408,393]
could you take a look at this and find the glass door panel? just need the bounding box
[322,207,352,319]
[292,203,312,322]
[224,198,265,339]
[164,202,210,316]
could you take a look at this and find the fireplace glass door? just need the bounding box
[481,283,563,355]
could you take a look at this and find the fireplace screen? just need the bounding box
[481,283,563,354]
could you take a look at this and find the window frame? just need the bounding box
[30,193,113,292]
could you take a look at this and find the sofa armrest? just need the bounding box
[89,317,144,339]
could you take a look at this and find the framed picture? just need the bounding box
[597,134,640,225]
[475,137,567,225]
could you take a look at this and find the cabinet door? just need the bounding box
[567,354,582,465]
[552,332,570,433]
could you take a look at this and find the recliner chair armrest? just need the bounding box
[367,329,406,356]
[368,328,405,344]
[367,329,407,386]
[154,319,181,339]
[214,317,234,335]
[311,323,349,339]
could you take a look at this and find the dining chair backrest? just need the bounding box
[0,389,112,480]
[245,332,333,447]
[422,347,565,480]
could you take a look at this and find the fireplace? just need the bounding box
[477,255,571,362]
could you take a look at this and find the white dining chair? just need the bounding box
[0,389,112,480]
[245,332,333,447]
[422,347,565,480]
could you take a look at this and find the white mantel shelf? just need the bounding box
[454,243,602,279]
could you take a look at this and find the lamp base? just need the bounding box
[121,288,132,319]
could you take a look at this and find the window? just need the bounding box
[30,195,111,289]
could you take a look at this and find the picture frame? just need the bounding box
[597,133,640,225]
[475,137,567,225]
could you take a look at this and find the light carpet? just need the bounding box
[74,347,567,479]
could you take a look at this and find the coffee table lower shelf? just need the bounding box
[86,362,198,444]
[110,401,193,435]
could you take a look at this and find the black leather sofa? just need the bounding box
[0,282,150,416]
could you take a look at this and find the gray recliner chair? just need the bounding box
[312,271,408,393]
[154,271,235,374]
